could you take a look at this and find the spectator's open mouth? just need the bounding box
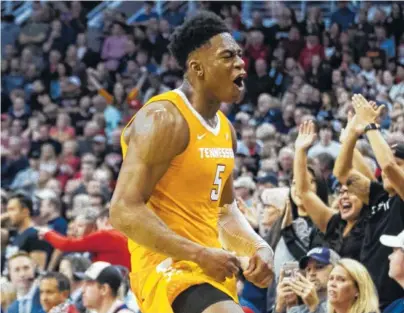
[328,289,337,298]
[340,201,353,215]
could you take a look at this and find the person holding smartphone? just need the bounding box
[274,247,340,313]
[274,267,299,313]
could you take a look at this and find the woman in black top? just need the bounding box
[322,184,367,259]
[293,119,374,260]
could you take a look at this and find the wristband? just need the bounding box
[364,123,380,133]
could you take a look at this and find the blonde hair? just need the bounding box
[328,258,379,313]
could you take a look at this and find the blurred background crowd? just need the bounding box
[1,1,403,313]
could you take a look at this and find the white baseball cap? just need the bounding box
[36,189,57,200]
[234,176,256,191]
[74,261,123,293]
[380,230,404,250]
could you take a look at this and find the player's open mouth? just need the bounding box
[233,76,244,89]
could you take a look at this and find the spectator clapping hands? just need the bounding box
[351,94,385,130]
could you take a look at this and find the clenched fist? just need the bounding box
[196,247,241,282]
[243,247,274,288]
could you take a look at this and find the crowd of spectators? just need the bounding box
[1,1,403,313]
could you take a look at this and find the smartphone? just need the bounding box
[282,261,299,280]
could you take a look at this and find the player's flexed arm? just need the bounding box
[218,122,274,288]
[110,101,241,282]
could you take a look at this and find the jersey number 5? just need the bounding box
[211,165,226,201]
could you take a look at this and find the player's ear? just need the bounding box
[188,59,203,78]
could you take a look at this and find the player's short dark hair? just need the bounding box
[40,272,71,292]
[8,192,33,216]
[168,10,229,69]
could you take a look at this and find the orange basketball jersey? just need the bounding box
[120,89,237,313]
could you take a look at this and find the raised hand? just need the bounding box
[352,94,385,126]
[339,110,353,143]
[339,110,365,141]
[295,121,317,151]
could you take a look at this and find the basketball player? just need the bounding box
[110,11,274,313]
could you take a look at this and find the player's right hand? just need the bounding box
[196,247,241,282]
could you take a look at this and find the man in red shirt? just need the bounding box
[246,30,270,62]
[36,209,130,270]
[299,31,324,72]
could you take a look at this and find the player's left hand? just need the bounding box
[243,247,274,288]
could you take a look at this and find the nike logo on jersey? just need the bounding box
[197,133,206,140]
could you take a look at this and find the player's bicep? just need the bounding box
[112,150,157,208]
[345,169,371,204]
[112,101,188,207]
[131,101,187,165]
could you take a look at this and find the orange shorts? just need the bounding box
[129,258,238,313]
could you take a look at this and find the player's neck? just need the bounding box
[180,79,220,120]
